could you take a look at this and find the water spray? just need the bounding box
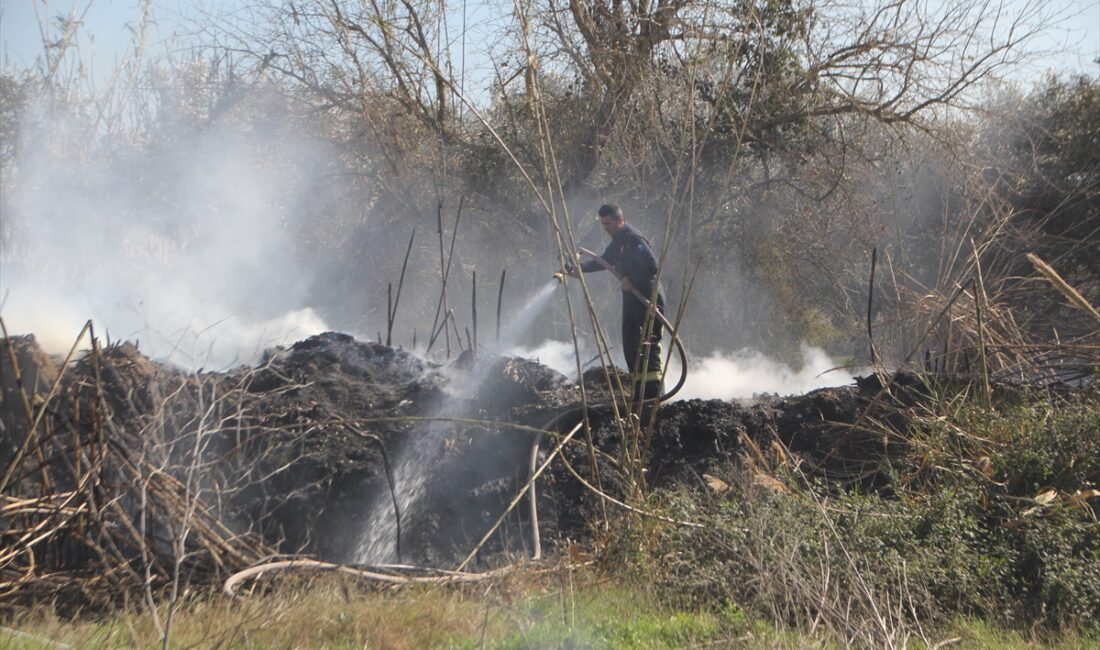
[355,251,688,566]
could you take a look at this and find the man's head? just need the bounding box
[598,203,625,236]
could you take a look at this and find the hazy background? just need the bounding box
[2,0,1097,397]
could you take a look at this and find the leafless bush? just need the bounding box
[0,323,272,627]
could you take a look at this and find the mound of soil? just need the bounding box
[3,330,922,608]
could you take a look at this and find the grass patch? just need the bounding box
[937,618,1100,649]
[3,580,486,649]
[2,570,781,649]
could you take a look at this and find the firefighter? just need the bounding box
[568,204,665,401]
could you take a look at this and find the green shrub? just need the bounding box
[618,389,1100,642]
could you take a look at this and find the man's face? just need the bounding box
[599,215,624,236]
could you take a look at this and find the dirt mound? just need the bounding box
[3,330,922,611]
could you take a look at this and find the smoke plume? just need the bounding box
[0,86,330,368]
[508,339,856,400]
[674,345,858,400]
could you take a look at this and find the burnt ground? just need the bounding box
[1,331,928,605]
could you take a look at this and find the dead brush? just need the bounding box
[613,373,1096,646]
[901,278,1097,386]
[620,455,944,649]
[879,163,1100,389]
[0,319,273,620]
[736,435,943,649]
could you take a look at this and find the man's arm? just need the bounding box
[576,242,617,274]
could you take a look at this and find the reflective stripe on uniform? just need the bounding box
[632,369,664,382]
[638,342,663,383]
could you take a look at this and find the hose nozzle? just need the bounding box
[553,271,567,284]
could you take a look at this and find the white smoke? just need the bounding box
[506,339,583,377]
[0,89,330,369]
[505,339,857,400]
[675,344,857,400]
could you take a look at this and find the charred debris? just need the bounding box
[0,330,1071,610]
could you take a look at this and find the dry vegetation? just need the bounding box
[2,0,1099,647]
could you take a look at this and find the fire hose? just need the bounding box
[523,248,691,559]
[561,246,689,403]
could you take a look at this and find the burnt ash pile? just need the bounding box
[218,332,450,561]
[217,333,578,564]
[539,371,927,540]
[2,330,916,609]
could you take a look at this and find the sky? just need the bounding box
[2,0,1098,82]
[0,0,194,70]
[1007,0,1100,75]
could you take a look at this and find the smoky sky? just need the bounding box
[0,86,330,368]
[0,70,869,401]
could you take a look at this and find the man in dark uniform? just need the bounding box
[569,204,665,401]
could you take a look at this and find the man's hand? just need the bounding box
[620,276,633,292]
[567,267,580,278]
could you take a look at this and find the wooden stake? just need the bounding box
[497,269,506,343]
[472,269,477,358]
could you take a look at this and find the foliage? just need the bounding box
[4,1,1094,368]
[973,77,1100,344]
[1001,77,1100,269]
[610,388,1100,644]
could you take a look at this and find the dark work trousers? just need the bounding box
[621,290,665,402]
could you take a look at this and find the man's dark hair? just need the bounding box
[598,204,624,220]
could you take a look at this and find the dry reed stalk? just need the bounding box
[388,227,417,348]
[471,269,477,357]
[0,320,91,495]
[428,198,464,356]
[972,242,991,406]
[496,269,506,343]
[1026,253,1100,323]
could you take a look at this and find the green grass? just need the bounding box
[5,577,1095,649]
[926,618,1100,649]
[471,586,726,649]
[1,572,766,649]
